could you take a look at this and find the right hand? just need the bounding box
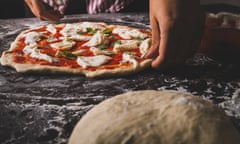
[146,0,205,70]
[25,0,63,21]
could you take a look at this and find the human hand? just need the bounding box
[25,0,63,21]
[146,0,205,70]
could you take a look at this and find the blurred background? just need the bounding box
[0,0,240,19]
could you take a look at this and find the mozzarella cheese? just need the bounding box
[77,55,112,68]
[23,44,58,63]
[50,39,76,50]
[60,24,81,37]
[112,26,148,39]
[122,52,138,68]
[60,22,106,38]
[46,24,57,34]
[83,31,107,47]
[23,43,38,54]
[72,49,87,55]
[139,38,151,57]
[90,47,115,55]
[30,50,58,63]
[69,35,92,41]
[78,22,106,31]
[24,31,42,44]
[113,40,140,52]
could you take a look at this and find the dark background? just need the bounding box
[0,0,240,19]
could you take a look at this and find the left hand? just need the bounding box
[25,0,63,21]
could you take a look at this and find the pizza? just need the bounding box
[0,22,152,77]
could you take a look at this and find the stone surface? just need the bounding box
[0,13,240,144]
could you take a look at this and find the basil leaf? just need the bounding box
[86,27,97,34]
[61,51,77,60]
[103,29,112,34]
[86,27,93,32]
[113,40,121,46]
[77,31,83,35]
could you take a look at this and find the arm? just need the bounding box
[146,0,205,70]
[25,0,64,21]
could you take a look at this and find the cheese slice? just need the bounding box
[50,39,76,50]
[127,29,149,39]
[78,22,106,32]
[113,40,140,52]
[112,26,149,39]
[90,47,115,55]
[83,31,107,47]
[60,22,106,38]
[122,52,138,68]
[46,24,57,34]
[23,44,58,63]
[24,31,42,44]
[23,43,38,54]
[72,49,87,55]
[69,35,92,41]
[60,24,81,37]
[77,55,112,68]
[139,38,152,57]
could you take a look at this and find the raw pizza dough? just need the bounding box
[68,90,240,144]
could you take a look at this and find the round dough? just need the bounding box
[68,90,240,144]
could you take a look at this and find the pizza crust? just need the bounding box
[68,90,240,144]
[0,22,153,77]
[1,50,152,78]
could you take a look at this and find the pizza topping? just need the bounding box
[50,38,76,50]
[69,35,92,41]
[126,29,149,39]
[46,24,57,34]
[23,44,58,63]
[60,24,81,37]
[83,31,108,47]
[102,29,112,35]
[77,55,112,68]
[113,40,140,52]
[86,27,97,34]
[72,49,87,55]
[47,36,58,43]
[112,26,149,39]
[139,38,152,57]
[31,50,58,63]
[24,31,42,44]
[56,50,77,60]
[79,22,106,32]
[90,47,115,56]
[23,43,38,54]
[122,52,138,68]
[60,22,106,38]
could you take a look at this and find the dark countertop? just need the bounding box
[0,13,240,144]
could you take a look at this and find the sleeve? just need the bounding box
[86,0,135,14]
[42,0,69,14]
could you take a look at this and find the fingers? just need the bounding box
[40,9,64,21]
[152,19,176,69]
[25,0,63,21]
[147,14,177,69]
[145,16,160,59]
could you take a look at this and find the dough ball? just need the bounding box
[68,90,240,144]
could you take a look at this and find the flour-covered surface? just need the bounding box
[0,13,240,144]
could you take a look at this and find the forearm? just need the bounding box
[42,0,69,14]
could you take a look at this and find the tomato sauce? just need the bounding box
[12,25,149,71]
